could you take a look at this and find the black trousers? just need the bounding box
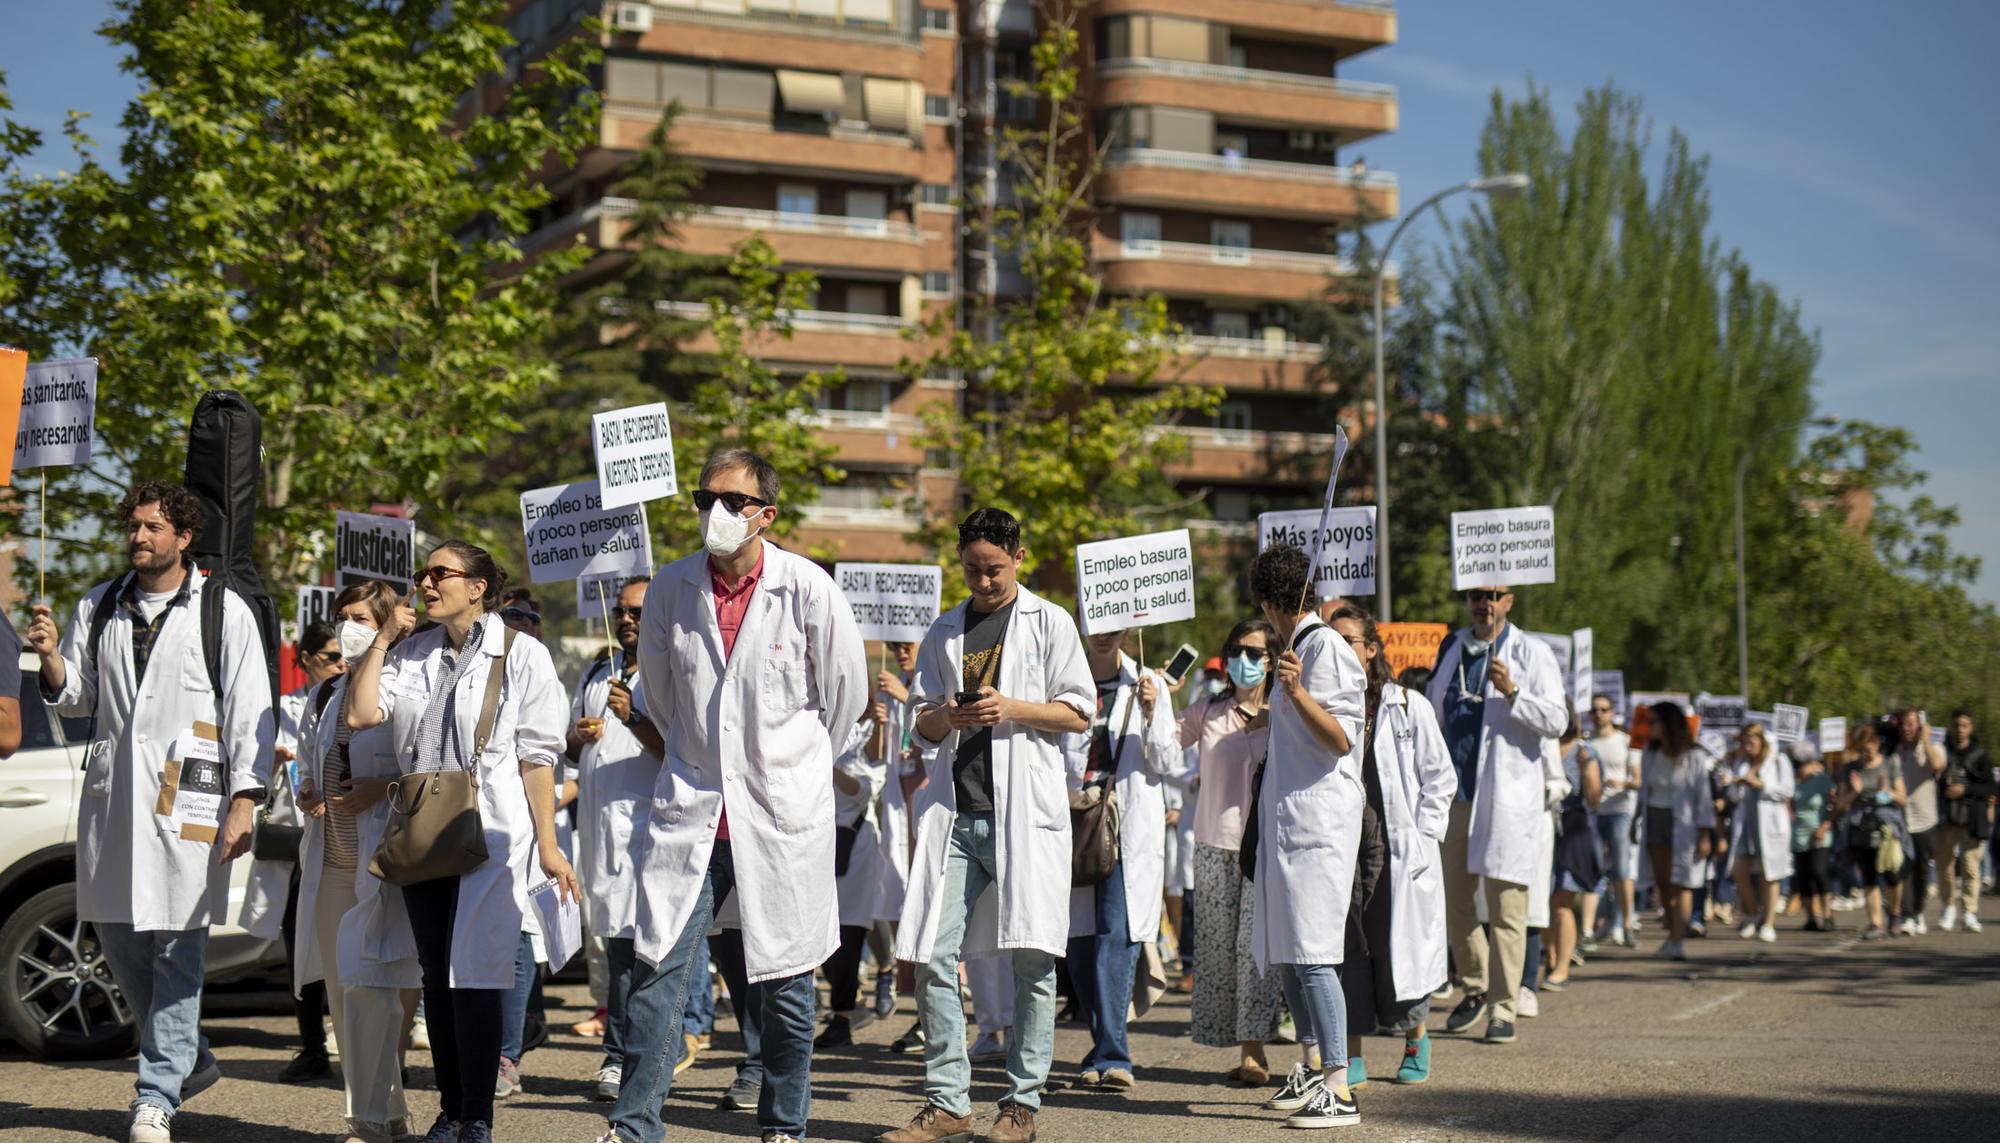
[1905,827,1938,918]
[822,925,870,1014]
[280,865,328,1054]
[403,876,503,1125]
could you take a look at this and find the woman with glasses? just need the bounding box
[294,580,423,1143]
[1180,617,1281,1086]
[346,542,575,1143]
[1640,702,1715,961]
[1725,723,1795,943]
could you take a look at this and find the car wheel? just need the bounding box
[0,883,138,1060]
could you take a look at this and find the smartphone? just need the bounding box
[1160,643,1201,686]
[954,691,986,707]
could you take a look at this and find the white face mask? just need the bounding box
[702,504,762,559]
[337,620,377,662]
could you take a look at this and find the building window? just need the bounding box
[817,378,890,416]
[1211,310,1251,339]
[922,271,953,296]
[921,6,954,32]
[925,94,954,121]
[1120,211,1162,256]
[919,183,954,207]
[1215,401,1252,432]
[1211,220,1251,264]
[778,184,820,222]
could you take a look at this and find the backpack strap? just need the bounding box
[199,574,226,701]
[470,627,518,761]
[85,573,134,673]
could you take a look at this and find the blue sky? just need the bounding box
[6,1,1996,603]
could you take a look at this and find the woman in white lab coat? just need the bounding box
[1725,723,1795,942]
[1326,606,1454,1089]
[1638,702,1716,962]
[346,541,574,1143]
[295,580,423,1143]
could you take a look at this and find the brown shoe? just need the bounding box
[982,1102,1037,1143]
[878,1103,976,1143]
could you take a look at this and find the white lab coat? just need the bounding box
[1527,743,1569,929]
[293,675,421,993]
[834,719,888,928]
[1065,655,1185,944]
[872,687,920,924]
[1374,683,1456,1001]
[571,650,661,940]
[50,571,276,931]
[1726,750,1796,882]
[1424,625,1569,888]
[1251,616,1367,971]
[376,613,569,990]
[632,542,869,984]
[1643,747,1719,888]
[895,587,1096,963]
[241,687,311,941]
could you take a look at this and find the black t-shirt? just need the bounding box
[1086,675,1123,779]
[953,601,1015,813]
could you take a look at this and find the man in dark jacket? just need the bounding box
[1937,710,1995,932]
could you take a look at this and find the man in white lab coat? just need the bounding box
[598,450,868,1143]
[879,508,1094,1143]
[27,481,275,1143]
[1423,586,1568,1046]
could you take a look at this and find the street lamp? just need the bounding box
[1735,415,1841,700]
[1371,172,1530,621]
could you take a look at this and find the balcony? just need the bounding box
[681,205,927,276]
[598,108,925,184]
[1100,149,1398,222]
[656,299,926,370]
[1164,425,1340,484]
[1098,237,1368,305]
[811,411,929,465]
[627,3,925,82]
[1166,334,1325,393]
[1095,0,1396,55]
[1096,59,1396,140]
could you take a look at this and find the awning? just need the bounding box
[776,69,845,116]
[863,77,914,134]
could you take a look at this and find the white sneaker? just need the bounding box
[1915,914,1928,935]
[593,1064,622,1102]
[1961,914,1983,933]
[129,1104,173,1143]
[1738,921,1759,939]
[968,1030,1007,1061]
[1899,916,1919,936]
[1516,987,1538,1018]
[1757,925,1777,943]
[410,1016,431,1051]
[1938,906,1960,932]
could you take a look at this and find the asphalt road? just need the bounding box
[3,909,1997,1142]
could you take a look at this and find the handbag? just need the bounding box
[1874,823,1905,875]
[252,814,303,862]
[1072,679,1138,887]
[370,628,515,886]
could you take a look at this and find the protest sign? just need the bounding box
[835,563,943,644]
[294,586,338,644]
[0,348,24,486]
[1527,631,1574,703]
[1379,622,1448,677]
[1592,670,1627,724]
[11,356,97,474]
[593,402,677,509]
[1570,628,1594,716]
[578,570,646,622]
[1929,726,1946,747]
[1451,505,1556,590]
[519,480,651,585]
[1818,716,1848,754]
[1695,693,1748,735]
[1772,703,1809,743]
[1256,506,1376,600]
[335,510,415,590]
[1075,529,1196,636]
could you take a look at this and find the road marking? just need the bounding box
[1671,987,1747,1021]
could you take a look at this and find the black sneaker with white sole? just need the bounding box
[1442,991,1488,1034]
[1483,1018,1517,1044]
[1264,1063,1326,1112]
[1283,1084,1359,1129]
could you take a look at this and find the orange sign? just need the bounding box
[0,348,25,486]
[1379,622,1449,678]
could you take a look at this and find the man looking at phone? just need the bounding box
[879,508,1093,1143]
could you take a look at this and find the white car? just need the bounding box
[0,657,285,1059]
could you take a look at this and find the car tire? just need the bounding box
[0,882,138,1060]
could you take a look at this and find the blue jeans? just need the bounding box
[601,935,711,1071]
[1593,811,1637,896]
[684,935,715,1038]
[609,843,815,1143]
[1065,859,1141,1074]
[1277,963,1347,1071]
[94,924,215,1115]
[501,930,536,1063]
[920,813,1058,1116]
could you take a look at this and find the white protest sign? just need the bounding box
[1818,716,1848,754]
[1256,506,1376,600]
[1075,529,1196,636]
[1772,703,1809,743]
[519,480,651,585]
[335,511,415,590]
[1592,670,1626,724]
[835,563,943,644]
[1695,693,1749,734]
[1570,627,1593,716]
[294,586,337,644]
[1451,505,1556,590]
[1929,726,1947,747]
[1527,632,1573,702]
[12,357,98,471]
[578,568,651,622]
[592,402,678,509]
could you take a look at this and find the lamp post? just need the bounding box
[1371,172,1529,621]
[1735,415,1841,700]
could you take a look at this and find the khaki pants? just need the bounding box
[1441,799,1529,1023]
[312,866,416,1134]
[1936,823,1986,917]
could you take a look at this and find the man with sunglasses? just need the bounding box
[1422,586,1568,1046]
[599,449,868,1143]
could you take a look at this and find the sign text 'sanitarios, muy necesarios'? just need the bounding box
[836,563,943,644]
[12,357,98,472]
[1075,529,1196,636]
[1451,505,1556,590]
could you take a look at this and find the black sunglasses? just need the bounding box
[1463,589,1511,603]
[693,489,771,514]
[610,605,643,619]
[501,607,541,625]
[1222,644,1271,660]
[305,649,343,666]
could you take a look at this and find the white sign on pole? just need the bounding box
[1255,506,1376,600]
[1527,632,1573,703]
[520,480,652,585]
[1075,529,1196,636]
[1772,703,1809,744]
[335,511,416,590]
[12,357,98,471]
[1569,627,1593,717]
[592,402,678,509]
[835,563,944,644]
[1592,670,1627,724]
[1450,505,1556,590]
[294,586,338,645]
[577,561,654,622]
[1818,716,1848,754]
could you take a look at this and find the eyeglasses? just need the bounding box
[414,566,473,588]
[693,489,771,514]
[305,650,343,666]
[501,607,541,625]
[1463,589,1511,604]
[1222,645,1270,660]
[610,606,643,619]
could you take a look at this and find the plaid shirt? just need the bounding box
[116,564,198,682]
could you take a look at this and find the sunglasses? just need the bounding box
[1463,589,1511,603]
[1592,705,1615,714]
[1222,645,1271,660]
[693,489,771,514]
[610,605,643,619]
[501,607,541,625]
[414,566,473,588]
[305,650,343,666]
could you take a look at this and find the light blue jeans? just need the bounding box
[1277,963,1348,1072]
[920,813,1058,1116]
[94,924,215,1115]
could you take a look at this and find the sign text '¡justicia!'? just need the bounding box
[339,527,411,578]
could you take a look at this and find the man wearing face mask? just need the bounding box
[1422,587,1568,1046]
[598,450,868,1143]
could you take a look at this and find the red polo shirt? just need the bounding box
[710,547,765,840]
